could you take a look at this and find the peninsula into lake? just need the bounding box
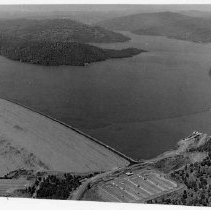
[0,19,144,66]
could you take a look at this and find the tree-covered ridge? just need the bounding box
[149,153,211,206]
[148,134,211,206]
[0,18,130,43]
[0,37,143,66]
[0,18,144,66]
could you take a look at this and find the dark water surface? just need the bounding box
[1,31,211,160]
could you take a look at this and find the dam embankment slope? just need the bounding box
[0,98,131,176]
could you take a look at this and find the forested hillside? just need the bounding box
[0,37,143,66]
[0,19,143,66]
[0,18,130,43]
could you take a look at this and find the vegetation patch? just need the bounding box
[0,38,144,66]
[24,172,96,200]
[0,18,144,66]
[154,155,189,173]
[149,152,211,206]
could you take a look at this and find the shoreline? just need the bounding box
[0,97,201,169]
[0,97,195,167]
[0,97,137,165]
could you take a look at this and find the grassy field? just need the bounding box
[0,99,129,176]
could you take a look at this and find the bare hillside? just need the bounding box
[0,99,129,176]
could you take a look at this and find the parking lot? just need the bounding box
[98,169,179,202]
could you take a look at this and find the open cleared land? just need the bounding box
[0,179,31,196]
[82,131,211,206]
[0,98,129,176]
[95,168,182,202]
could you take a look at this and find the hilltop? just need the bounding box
[98,11,211,43]
[0,19,143,66]
[0,18,130,43]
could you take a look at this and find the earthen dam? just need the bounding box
[0,98,136,177]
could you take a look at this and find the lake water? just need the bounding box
[1,31,211,160]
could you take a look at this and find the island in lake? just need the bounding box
[0,19,144,66]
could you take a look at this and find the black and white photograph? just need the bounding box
[0,2,211,208]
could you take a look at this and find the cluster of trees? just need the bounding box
[36,174,81,199]
[0,37,106,66]
[150,152,211,206]
[25,172,97,200]
[0,35,143,66]
[0,19,130,43]
[0,18,145,66]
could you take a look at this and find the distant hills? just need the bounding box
[0,19,143,66]
[0,19,130,43]
[98,11,211,43]
[180,10,211,19]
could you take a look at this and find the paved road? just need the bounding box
[70,167,124,200]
